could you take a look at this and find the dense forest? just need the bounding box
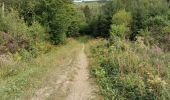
[0,0,170,100]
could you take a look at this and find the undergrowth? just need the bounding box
[88,38,170,100]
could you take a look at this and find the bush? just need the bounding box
[145,16,169,28]
[0,10,47,59]
[112,9,132,26]
[0,11,29,53]
[2,12,29,38]
[28,22,46,41]
[67,21,80,37]
[109,10,132,39]
[110,24,129,38]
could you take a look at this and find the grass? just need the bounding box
[0,39,82,100]
[87,38,170,100]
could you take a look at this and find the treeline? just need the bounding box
[0,0,86,58]
[1,0,86,43]
[85,0,170,50]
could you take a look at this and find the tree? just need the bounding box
[0,0,81,44]
[110,24,128,38]
[83,5,92,24]
[112,9,132,26]
[110,10,132,39]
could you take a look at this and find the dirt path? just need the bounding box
[30,44,96,100]
[67,44,93,100]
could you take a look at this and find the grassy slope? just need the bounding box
[0,39,81,100]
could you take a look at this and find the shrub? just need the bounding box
[28,22,46,41]
[110,24,129,38]
[110,10,132,39]
[0,11,29,53]
[67,21,80,37]
[2,11,29,39]
[112,9,132,26]
[145,16,169,28]
[0,10,47,58]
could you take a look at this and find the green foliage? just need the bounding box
[89,39,170,100]
[112,9,132,26]
[145,16,169,28]
[50,7,69,44]
[0,0,84,57]
[43,0,82,44]
[0,0,83,44]
[110,10,132,39]
[110,24,128,38]
[29,22,46,41]
[77,2,106,37]
[67,21,80,37]
[0,11,28,36]
[92,0,170,40]
[83,5,92,24]
[0,10,47,59]
[138,29,151,37]
[0,11,30,53]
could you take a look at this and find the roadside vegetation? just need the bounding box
[88,38,170,99]
[87,0,170,100]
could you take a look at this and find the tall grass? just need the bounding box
[88,38,170,100]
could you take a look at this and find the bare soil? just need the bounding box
[66,44,93,100]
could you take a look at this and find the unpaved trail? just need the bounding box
[29,44,97,100]
[66,44,93,100]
